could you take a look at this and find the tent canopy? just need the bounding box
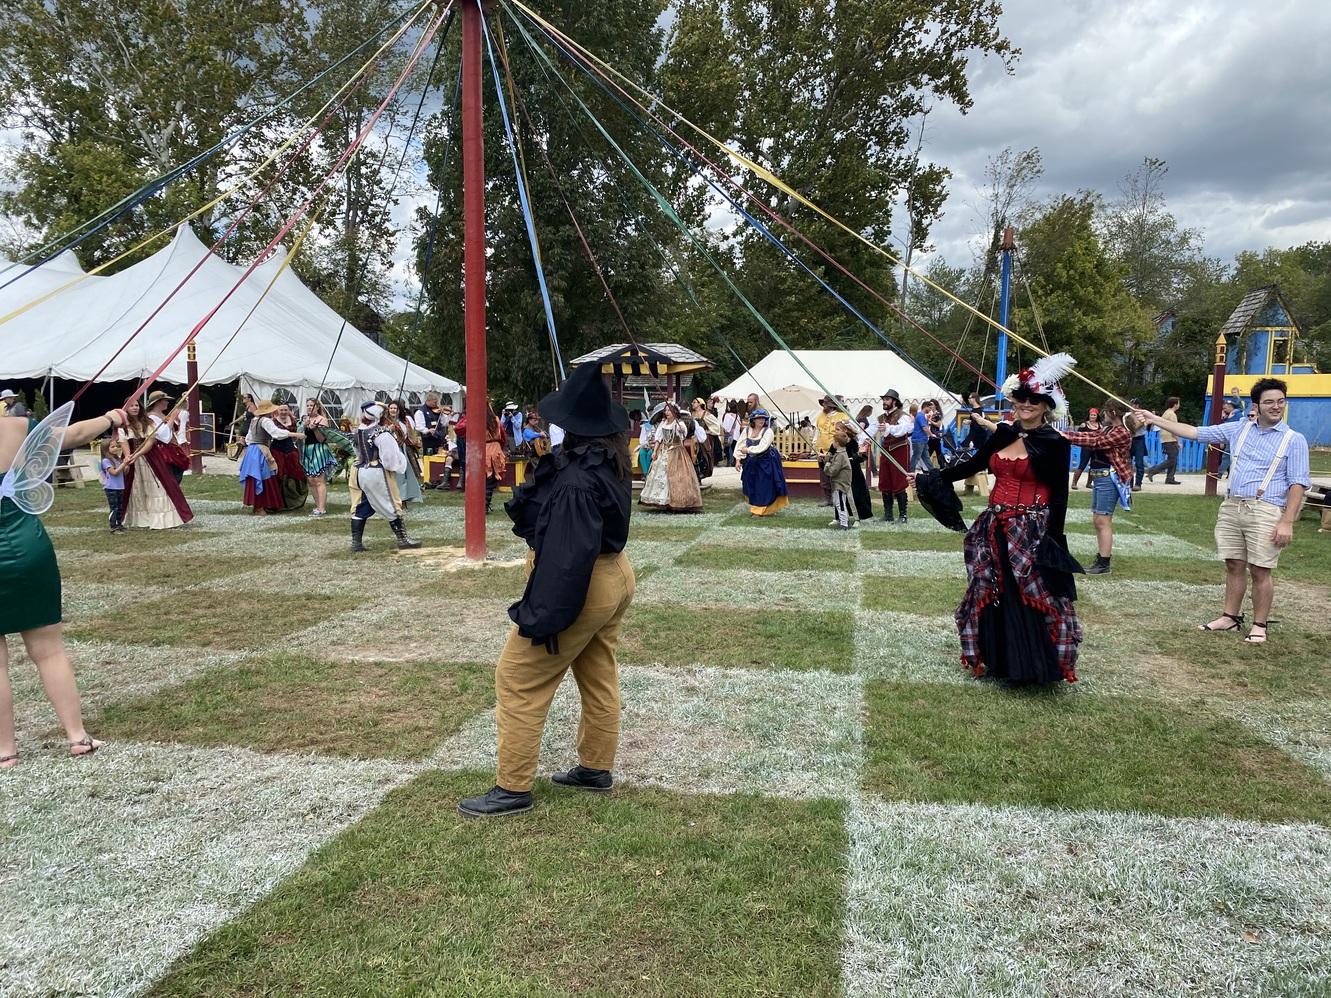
[713,349,960,420]
[0,226,457,411]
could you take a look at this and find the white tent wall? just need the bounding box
[0,227,458,413]
[713,349,962,423]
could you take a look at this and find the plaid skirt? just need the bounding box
[955,506,1081,683]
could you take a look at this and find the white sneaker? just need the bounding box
[309,509,324,517]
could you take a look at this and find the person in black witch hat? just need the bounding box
[911,353,1085,686]
[459,362,636,818]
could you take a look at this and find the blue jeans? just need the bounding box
[910,440,931,472]
[1090,474,1118,515]
[1130,437,1147,487]
[105,488,124,530]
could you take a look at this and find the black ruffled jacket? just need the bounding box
[939,421,1083,595]
[504,443,631,650]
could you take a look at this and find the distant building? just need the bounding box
[570,343,714,407]
[1207,285,1330,444]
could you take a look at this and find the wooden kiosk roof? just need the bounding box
[570,343,713,377]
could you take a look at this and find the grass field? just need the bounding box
[3,472,1330,997]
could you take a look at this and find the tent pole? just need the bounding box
[462,0,487,560]
[187,340,203,475]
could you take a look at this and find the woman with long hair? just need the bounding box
[915,355,1084,685]
[459,363,636,817]
[122,392,194,529]
[387,399,424,505]
[300,398,339,516]
[638,402,702,513]
[1061,399,1137,575]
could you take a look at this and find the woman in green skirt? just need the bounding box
[1,402,131,769]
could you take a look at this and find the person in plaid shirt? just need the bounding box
[1060,399,1137,575]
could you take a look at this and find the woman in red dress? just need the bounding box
[916,355,1084,685]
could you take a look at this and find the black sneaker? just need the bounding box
[458,786,534,817]
[1084,558,1111,575]
[551,765,613,791]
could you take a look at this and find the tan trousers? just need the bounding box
[496,549,635,791]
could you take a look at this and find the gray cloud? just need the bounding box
[919,0,1331,268]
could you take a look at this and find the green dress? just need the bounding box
[0,496,61,634]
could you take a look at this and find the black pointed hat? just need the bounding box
[537,362,631,436]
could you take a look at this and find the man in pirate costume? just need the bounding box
[348,401,422,552]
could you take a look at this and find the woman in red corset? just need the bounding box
[913,354,1085,685]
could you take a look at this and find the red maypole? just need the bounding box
[462,0,487,559]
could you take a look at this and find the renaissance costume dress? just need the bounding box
[939,422,1084,684]
[123,418,193,528]
[736,425,789,516]
[639,419,702,513]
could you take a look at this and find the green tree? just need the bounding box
[411,1,695,403]
[657,0,1018,356]
[1100,157,1202,309]
[1008,192,1153,413]
[0,0,309,270]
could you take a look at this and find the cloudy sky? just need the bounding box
[917,0,1331,269]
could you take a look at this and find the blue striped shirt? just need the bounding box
[1196,420,1311,508]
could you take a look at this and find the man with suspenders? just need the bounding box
[1136,378,1310,645]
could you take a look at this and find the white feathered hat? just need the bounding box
[1001,352,1077,420]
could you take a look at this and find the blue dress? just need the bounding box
[739,431,789,516]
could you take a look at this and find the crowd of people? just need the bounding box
[0,369,1315,785]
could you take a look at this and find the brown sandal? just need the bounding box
[69,736,102,758]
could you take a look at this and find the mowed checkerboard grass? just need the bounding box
[3,473,1330,997]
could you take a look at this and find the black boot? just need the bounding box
[485,476,498,514]
[457,785,533,817]
[551,765,613,792]
[390,518,421,549]
[350,518,368,552]
[1084,554,1111,575]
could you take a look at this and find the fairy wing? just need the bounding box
[0,401,74,515]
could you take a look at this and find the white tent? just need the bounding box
[0,226,458,416]
[713,349,961,421]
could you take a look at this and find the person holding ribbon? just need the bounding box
[1136,378,1309,645]
[2,403,133,768]
[912,354,1085,685]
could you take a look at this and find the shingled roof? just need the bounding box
[570,343,712,367]
[1218,285,1300,339]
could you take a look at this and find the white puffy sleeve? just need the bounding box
[376,431,407,474]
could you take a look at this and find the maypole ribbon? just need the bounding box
[509,0,1132,408]
[504,9,911,472]
[1,0,434,332]
[503,5,910,473]
[115,4,450,408]
[393,62,463,399]
[516,5,993,390]
[482,17,565,382]
[0,1,426,290]
[492,19,674,400]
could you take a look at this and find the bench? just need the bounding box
[1305,479,1331,533]
[54,450,87,488]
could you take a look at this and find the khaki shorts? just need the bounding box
[1215,497,1286,569]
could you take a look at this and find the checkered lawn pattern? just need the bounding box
[3,484,1329,997]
